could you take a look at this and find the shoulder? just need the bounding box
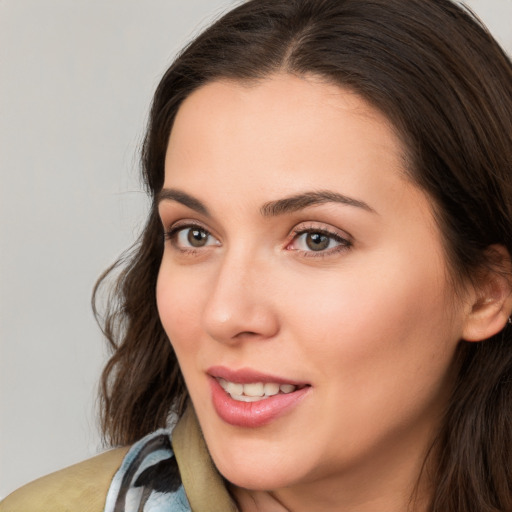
[0,446,129,512]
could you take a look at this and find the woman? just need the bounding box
[2,0,512,510]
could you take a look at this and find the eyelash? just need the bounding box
[287,225,352,258]
[164,222,216,254]
[164,222,352,258]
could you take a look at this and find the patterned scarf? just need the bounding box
[104,429,191,512]
[104,407,237,512]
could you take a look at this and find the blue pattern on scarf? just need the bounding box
[104,429,191,512]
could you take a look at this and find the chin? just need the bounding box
[206,435,310,491]
[217,460,298,491]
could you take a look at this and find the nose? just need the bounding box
[201,251,280,344]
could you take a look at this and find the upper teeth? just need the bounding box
[218,378,297,401]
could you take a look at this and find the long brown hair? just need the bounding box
[94,1,512,509]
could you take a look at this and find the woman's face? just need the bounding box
[156,74,468,503]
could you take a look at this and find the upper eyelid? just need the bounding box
[164,218,212,233]
[157,203,210,227]
[290,222,353,241]
[290,229,351,246]
[158,200,353,234]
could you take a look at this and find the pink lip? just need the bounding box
[207,366,311,428]
[207,366,309,386]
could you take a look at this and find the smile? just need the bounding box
[208,367,311,427]
[217,378,301,402]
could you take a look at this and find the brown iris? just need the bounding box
[187,228,209,247]
[306,232,330,251]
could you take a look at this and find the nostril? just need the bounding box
[234,331,259,337]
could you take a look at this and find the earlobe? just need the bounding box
[462,245,512,342]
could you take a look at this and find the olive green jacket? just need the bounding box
[0,408,236,512]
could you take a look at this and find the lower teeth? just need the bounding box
[229,389,299,402]
[230,394,267,402]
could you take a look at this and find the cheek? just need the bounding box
[283,249,458,385]
[156,265,203,353]
[300,244,450,328]
[281,262,458,460]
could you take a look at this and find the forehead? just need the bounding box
[167,74,402,163]
[163,74,421,217]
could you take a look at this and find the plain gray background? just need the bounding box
[1,0,511,500]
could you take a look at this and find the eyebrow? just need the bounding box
[260,190,376,216]
[157,188,210,216]
[157,188,376,217]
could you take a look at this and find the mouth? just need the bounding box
[207,366,311,427]
[216,378,306,402]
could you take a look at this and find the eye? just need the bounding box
[287,226,351,256]
[165,223,220,250]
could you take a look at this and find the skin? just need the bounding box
[156,74,477,511]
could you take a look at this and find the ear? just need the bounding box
[462,245,512,342]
